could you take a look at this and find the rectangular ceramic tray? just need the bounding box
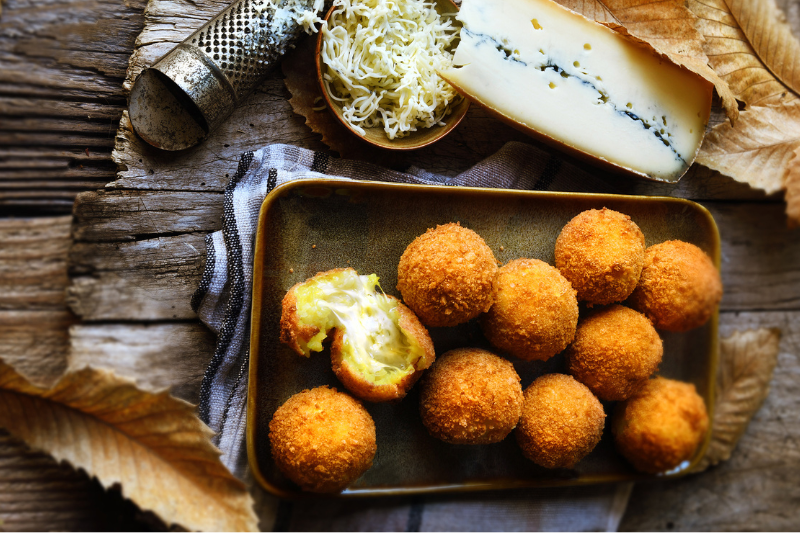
[248,179,719,499]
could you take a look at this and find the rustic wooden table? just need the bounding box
[1,0,800,530]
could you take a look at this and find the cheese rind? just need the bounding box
[439,0,713,181]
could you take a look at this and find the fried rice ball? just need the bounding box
[397,222,498,327]
[480,258,578,361]
[419,348,523,445]
[628,240,722,332]
[612,377,709,474]
[280,268,435,403]
[555,208,645,306]
[269,386,377,493]
[566,305,662,401]
[516,374,606,469]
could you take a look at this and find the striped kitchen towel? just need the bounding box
[191,141,630,531]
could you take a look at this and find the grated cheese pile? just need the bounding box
[290,0,326,33]
[250,0,326,35]
[320,0,462,139]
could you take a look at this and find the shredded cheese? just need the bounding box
[320,0,462,139]
[290,0,326,33]
[249,0,325,34]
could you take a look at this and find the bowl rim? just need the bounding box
[314,0,470,151]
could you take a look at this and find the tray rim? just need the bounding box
[247,178,720,499]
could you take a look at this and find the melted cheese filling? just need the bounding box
[294,270,423,384]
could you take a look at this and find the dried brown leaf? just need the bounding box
[695,329,780,471]
[696,100,800,193]
[553,0,616,22]
[556,0,739,121]
[726,0,800,97]
[0,360,258,532]
[689,0,798,107]
[785,146,800,228]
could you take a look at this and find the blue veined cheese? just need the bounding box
[438,0,713,181]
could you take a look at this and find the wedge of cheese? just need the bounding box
[439,0,713,181]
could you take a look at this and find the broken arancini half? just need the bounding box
[279,268,435,403]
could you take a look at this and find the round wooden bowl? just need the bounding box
[315,0,469,151]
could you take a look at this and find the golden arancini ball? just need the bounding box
[269,386,376,493]
[516,374,606,469]
[566,305,662,401]
[480,258,578,361]
[419,348,523,445]
[628,240,722,332]
[612,377,709,474]
[555,208,645,306]
[397,222,498,327]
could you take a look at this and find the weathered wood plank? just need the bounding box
[0,216,71,311]
[0,191,81,201]
[0,0,146,95]
[65,200,800,321]
[620,310,800,532]
[110,94,326,192]
[0,117,121,135]
[0,311,74,388]
[0,98,122,121]
[0,148,111,162]
[71,189,223,243]
[708,202,800,310]
[0,132,117,149]
[70,175,778,249]
[0,217,76,387]
[68,322,215,404]
[0,430,150,531]
[0,0,147,213]
[67,233,208,320]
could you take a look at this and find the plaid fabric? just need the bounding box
[191,141,630,531]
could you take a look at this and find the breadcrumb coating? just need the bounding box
[612,377,709,474]
[419,348,523,445]
[397,222,497,327]
[269,386,376,493]
[480,258,578,361]
[567,305,662,401]
[555,208,645,306]
[515,374,606,469]
[629,240,722,332]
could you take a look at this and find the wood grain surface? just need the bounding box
[1,0,799,529]
[0,0,148,213]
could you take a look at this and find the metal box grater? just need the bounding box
[129,0,319,151]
